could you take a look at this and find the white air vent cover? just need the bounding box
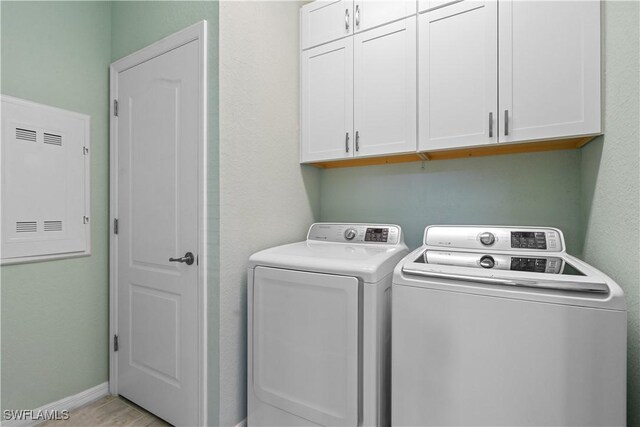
[1,95,90,264]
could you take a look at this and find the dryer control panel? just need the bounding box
[424,226,564,253]
[307,223,402,245]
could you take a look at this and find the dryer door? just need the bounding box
[253,266,360,426]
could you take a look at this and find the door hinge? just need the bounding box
[113,99,118,117]
[83,216,90,224]
[113,334,119,352]
[83,146,89,155]
[113,218,119,235]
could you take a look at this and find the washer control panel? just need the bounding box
[423,250,563,274]
[308,223,402,245]
[424,226,564,252]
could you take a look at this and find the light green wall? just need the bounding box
[1,1,112,412]
[110,2,221,423]
[2,1,637,425]
[581,2,640,424]
[321,151,583,251]
[1,2,222,422]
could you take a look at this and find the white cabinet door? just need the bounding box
[418,0,462,14]
[354,18,416,157]
[418,1,497,151]
[353,1,416,33]
[498,0,601,143]
[301,0,353,50]
[301,38,354,162]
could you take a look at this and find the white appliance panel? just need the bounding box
[253,266,359,427]
[392,284,627,427]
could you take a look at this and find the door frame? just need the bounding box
[108,21,208,426]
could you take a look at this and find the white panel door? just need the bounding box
[498,0,601,143]
[253,267,359,427]
[301,37,354,162]
[354,18,416,157]
[418,1,498,151]
[301,0,353,50]
[353,1,416,33]
[116,40,200,426]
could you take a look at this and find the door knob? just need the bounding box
[169,252,195,265]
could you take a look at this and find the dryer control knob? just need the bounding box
[479,232,495,246]
[344,228,357,241]
[480,256,495,269]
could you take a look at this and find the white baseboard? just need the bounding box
[235,418,247,427]
[2,382,109,427]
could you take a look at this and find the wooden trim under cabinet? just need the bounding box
[308,135,597,168]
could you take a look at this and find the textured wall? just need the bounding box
[0,1,111,412]
[581,2,640,424]
[219,2,321,425]
[110,2,221,423]
[321,151,583,251]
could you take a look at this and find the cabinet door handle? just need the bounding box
[355,131,360,152]
[345,9,350,30]
[355,4,360,28]
[345,132,350,153]
[504,110,509,136]
[489,112,493,138]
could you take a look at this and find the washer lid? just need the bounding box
[249,240,408,283]
[394,247,626,311]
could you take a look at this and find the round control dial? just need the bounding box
[479,255,495,269]
[479,232,496,246]
[344,228,357,241]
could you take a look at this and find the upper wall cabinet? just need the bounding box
[353,1,416,32]
[301,17,417,163]
[300,0,602,166]
[419,0,601,152]
[498,0,601,143]
[301,1,353,50]
[418,1,497,150]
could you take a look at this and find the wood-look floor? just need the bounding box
[38,395,171,427]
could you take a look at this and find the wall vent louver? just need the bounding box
[16,128,36,142]
[43,133,62,146]
[16,221,37,233]
[44,220,63,232]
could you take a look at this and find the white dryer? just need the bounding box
[392,225,627,427]
[248,223,408,427]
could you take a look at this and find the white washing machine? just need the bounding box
[248,223,408,427]
[392,225,627,427]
